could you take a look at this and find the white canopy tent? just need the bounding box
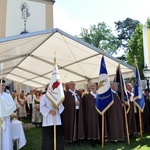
[0,28,135,88]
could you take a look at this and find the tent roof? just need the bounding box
[0,28,135,88]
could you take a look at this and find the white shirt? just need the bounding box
[90,91,97,99]
[69,89,80,109]
[111,89,117,94]
[40,94,64,127]
[127,90,137,113]
[26,94,35,107]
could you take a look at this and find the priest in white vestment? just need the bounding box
[0,80,16,150]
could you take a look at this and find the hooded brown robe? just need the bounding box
[82,92,100,140]
[127,91,137,134]
[106,92,124,141]
[62,90,82,142]
[142,94,150,132]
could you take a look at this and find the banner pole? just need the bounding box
[123,106,130,145]
[54,108,56,150]
[54,52,56,150]
[139,109,143,140]
[101,113,105,149]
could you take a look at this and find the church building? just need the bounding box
[0,0,55,38]
[0,0,55,92]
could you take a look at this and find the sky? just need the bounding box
[53,0,150,36]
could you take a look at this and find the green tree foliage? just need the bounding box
[77,22,120,55]
[127,24,144,79]
[127,18,150,79]
[147,17,150,27]
[115,18,140,52]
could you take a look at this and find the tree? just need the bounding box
[115,18,140,53]
[127,18,150,79]
[77,22,120,55]
[127,24,144,79]
[147,17,150,27]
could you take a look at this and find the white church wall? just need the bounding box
[6,0,46,36]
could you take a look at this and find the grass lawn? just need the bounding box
[21,126,150,150]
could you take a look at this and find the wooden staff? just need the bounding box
[0,63,3,150]
[53,108,56,150]
[54,52,57,150]
[123,105,130,145]
[138,109,143,140]
[101,113,105,149]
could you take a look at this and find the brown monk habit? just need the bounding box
[142,93,150,132]
[81,92,101,140]
[106,92,125,141]
[62,90,82,142]
[127,91,137,134]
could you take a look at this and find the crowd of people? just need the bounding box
[11,89,42,127]
[60,81,150,148]
[1,80,150,150]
